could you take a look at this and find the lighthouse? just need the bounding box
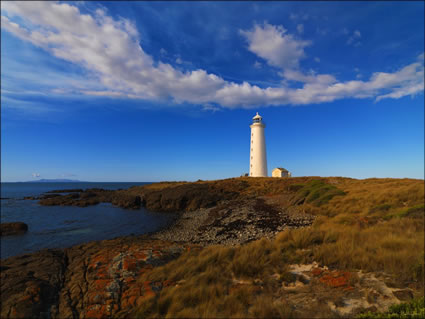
[249,112,268,177]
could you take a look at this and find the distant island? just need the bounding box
[23,179,85,183]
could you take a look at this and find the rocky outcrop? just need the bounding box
[153,197,315,246]
[38,189,108,207]
[0,237,193,319]
[0,249,66,318]
[1,241,416,319]
[46,189,84,194]
[278,262,406,317]
[141,183,238,212]
[36,182,239,212]
[0,222,28,236]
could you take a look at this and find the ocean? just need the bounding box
[0,182,175,259]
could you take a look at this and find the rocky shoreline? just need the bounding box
[1,180,316,318]
[2,177,422,318]
[20,183,315,246]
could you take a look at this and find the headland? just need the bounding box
[1,177,424,318]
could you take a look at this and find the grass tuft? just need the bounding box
[357,297,424,319]
[292,179,346,207]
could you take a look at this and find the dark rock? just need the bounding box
[46,189,84,193]
[79,192,96,199]
[143,183,238,213]
[0,237,190,318]
[24,196,38,200]
[1,222,28,236]
[39,191,106,207]
[111,195,142,209]
[392,289,414,301]
[39,194,62,199]
[0,249,67,319]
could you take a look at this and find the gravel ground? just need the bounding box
[151,197,315,246]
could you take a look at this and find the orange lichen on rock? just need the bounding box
[142,281,156,297]
[343,286,355,291]
[1,238,189,319]
[93,279,111,291]
[311,268,323,276]
[85,307,106,319]
[319,271,351,288]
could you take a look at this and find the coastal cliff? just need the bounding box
[2,177,424,318]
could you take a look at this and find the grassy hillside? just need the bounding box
[132,177,424,318]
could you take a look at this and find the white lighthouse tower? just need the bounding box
[249,112,268,177]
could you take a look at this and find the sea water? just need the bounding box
[1,182,175,259]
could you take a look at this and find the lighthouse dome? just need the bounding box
[252,112,263,124]
[252,112,262,120]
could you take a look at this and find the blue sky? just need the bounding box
[1,1,424,182]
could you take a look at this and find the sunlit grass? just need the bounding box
[134,177,424,318]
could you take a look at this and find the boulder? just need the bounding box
[1,222,28,236]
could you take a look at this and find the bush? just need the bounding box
[357,297,425,319]
[293,179,346,207]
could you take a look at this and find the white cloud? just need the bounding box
[1,1,227,105]
[289,13,298,20]
[254,61,262,69]
[290,13,308,21]
[314,57,320,63]
[240,22,311,70]
[297,24,304,34]
[2,2,423,109]
[316,27,328,36]
[176,57,183,64]
[202,103,221,112]
[347,29,362,46]
[32,173,40,178]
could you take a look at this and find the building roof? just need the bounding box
[273,167,289,172]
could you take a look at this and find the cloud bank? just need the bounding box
[2,2,424,109]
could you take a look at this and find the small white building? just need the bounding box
[272,167,291,178]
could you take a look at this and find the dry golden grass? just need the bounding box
[130,181,189,191]
[132,176,348,197]
[276,217,424,281]
[134,177,424,318]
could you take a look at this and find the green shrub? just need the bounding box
[293,179,346,207]
[369,203,393,214]
[287,183,305,192]
[357,297,425,319]
[401,204,425,218]
[384,204,424,220]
